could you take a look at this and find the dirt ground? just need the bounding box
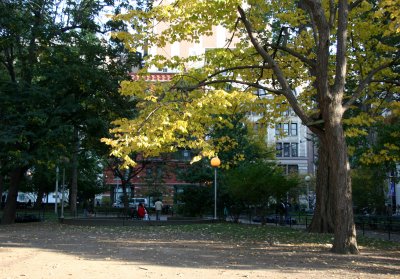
[0,222,399,279]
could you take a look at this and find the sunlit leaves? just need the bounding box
[105,0,399,170]
[102,84,257,167]
[376,0,400,35]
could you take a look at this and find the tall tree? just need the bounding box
[0,0,137,223]
[224,160,298,220]
[104,0,399,254]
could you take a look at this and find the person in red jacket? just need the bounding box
[137,203,146,219]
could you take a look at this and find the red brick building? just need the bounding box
[103,150,196,207]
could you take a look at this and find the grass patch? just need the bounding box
[165,223,333,245]
[357,234,400,250]
[105,222,400,250]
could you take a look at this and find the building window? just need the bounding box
[276,143,282,157]
[283,143,291,157]
[287,165,299,174]
[283,123,289,135]
[280,164,299,175]
[183,150,190,159]
[276,122,297,136]
[291,143,298,157]
[275,123,282,136]
[254,122,265,134]
[283,107,292,116]
[254,122,259,133]
[276,142,298,157]
[291,123,298,136]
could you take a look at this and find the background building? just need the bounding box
[104,15,316,207]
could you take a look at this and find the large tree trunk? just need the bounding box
[324,98,358,254]
[35,186,45,208]
[308,136,335,233]
[1,167,26,224]
[70,128,79,217]
[121,179,130,215]
[0,174,4,208]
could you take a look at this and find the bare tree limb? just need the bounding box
[298,1,319,45]
[225,18,240,49]
[236,5,313,127]
[300,0,330,32]
[198,79,286,95]
[343,60,398,110]
[333,0,349,95]
[263,42,316,68]
[170,65,274,91]
[370,79,400,86]
[349,0,364,10]
[137,105,163,133]
[329,0,336,28]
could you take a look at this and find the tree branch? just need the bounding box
[298,1,319,45]
[170,65,274,92]
[236,5,313,127]
[333,0,349,95]
[237,6,290,92]
[263,43,316,68]
[349,0,364,10]
[300,0,330,32]
[204,65,273,80]
[343,60,398,110]
[198,79,287,95]
[370,79,400,86]
[226,18,240,49]
[329,0,336,28]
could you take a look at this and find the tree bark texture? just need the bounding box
[35,187,45,208]
[323,96,358,254]
[0,174,4,207]
[1,167,26,224]
[308,137,335,233]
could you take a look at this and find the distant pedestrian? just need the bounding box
[224,206,229,221]
[155,199,163,221]
[137,203,147,220]
[83,199,89,217]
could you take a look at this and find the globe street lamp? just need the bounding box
[305,175,311,211]
[211,157,221,220]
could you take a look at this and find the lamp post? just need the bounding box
[305,175,311,211]
[211,157,221,220]
[55,167,59,215]
[61,167,66,219]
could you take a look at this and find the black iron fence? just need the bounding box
[242,210,400,241]
[354,214,400,240]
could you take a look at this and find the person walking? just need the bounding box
[137,203,146,220]
[155,199,163,221]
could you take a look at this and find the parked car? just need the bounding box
[128,198,148,209]
[113,198,148,209]
[112,202,124,208]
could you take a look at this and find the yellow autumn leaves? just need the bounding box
[103,0,399,167]
[102,81,257,167]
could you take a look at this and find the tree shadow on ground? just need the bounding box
[0,222,399,277]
